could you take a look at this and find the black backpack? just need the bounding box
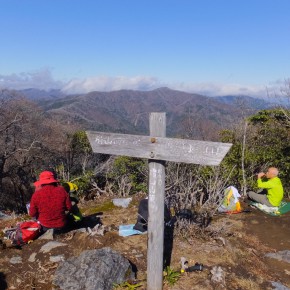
[133,198,171,232]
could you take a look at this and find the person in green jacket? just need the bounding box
[248,167,284,207]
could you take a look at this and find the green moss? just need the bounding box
[83,200,116,215]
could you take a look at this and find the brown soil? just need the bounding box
[0,197,290,290]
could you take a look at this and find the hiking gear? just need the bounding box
[67,182,78,192]
[63,182,78,194]
[33,180,42,188]
[119,224,144,237]
[36,171,59,185]
[133,199,149,232]
[62,182,83,222]
[218,186,242,213]
[133,198,171,232]
[186,263,204,272]
[176,209,193,221]
[4,220,41,246]
[180,257,203,272]
[63,182,80,204]
[70,207,83,222]
[250,201,290,216]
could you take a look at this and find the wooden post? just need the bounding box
[147,113,166,290]
[86,112,232,290]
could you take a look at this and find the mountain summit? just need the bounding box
[23,87,273,139]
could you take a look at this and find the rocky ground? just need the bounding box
[0,195,290,290]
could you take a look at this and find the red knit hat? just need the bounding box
[37,171,59,185]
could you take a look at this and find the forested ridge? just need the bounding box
[23,87,275,137]
[0,87,289,217]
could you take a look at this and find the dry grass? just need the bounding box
[1,196,289,290]
[228,276,264,290]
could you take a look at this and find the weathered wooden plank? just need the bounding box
[147,113,166,290]
[87,112,233,290]
[86,131,232,166]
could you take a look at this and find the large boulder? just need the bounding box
[53,247,135,290]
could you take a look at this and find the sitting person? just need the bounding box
[248,167,284,207]
[62,181,83,222]
[29,171,72,233]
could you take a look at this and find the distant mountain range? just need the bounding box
[214,95,274,109]
[19,88,66,100]
[18,87,277,140]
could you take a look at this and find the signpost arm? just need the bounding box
[147,112,166,290]
[86,111,232,290]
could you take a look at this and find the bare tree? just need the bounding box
[0,90,44,209]
[0,90,80,210]
[181,108,221,141]
[280,78,290,123]
[266,78,290,123]
[164,163,234,216]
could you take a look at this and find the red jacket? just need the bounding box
[29,185,72,228]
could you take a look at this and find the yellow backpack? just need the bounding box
[218,186,242,213]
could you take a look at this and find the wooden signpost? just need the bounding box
[86,112,232,290]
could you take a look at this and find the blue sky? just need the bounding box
[1,0,290,97]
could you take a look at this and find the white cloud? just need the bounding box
[61,75,161,94]
[62,75,283,98]
[0,68,63,90]
[62,75,281,98]
[0,69,285,98]
[172,82,271,98]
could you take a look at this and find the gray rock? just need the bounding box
[50,255,65,263]
[265,250,290,263]
[28,252,37,262]
[39,241,67,253]
[74,228,87,233]
[39,229,54,240]
[53,247,135,290]
[0,210,13,220]
[10,256,22,264]
[112,198,132,208]
[210,266,225,285]
[271,281,290,290]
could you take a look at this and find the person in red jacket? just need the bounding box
[29,171,72,233]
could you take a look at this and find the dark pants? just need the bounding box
[41,225,66,235]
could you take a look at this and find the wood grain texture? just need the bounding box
[147,113,166,290]
[86,131,232,165]
[87,112,232,290]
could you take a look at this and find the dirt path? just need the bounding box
[241,205,290,288]
[0,198,290,289]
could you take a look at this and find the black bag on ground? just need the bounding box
[133,198,171,232]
